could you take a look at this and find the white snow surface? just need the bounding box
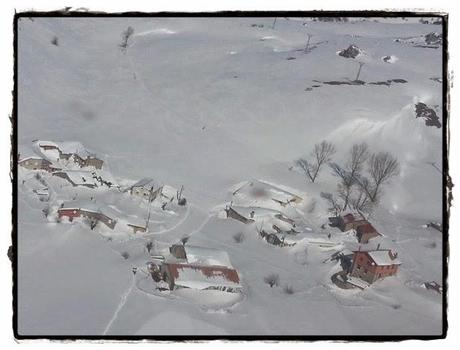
[17,17,443,336]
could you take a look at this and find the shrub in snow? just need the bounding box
[51,36,59,46]
[146,240,154,253]
[283,284,295,295]
[233,232,245,243]
[121,251,130,260]
[264,273,280,288]
[42,206,49,218]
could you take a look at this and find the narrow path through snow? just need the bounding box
[103,274,136,335]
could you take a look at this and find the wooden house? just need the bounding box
[335,212,368,231]
[355,223,382,243]
[350,247,401,284]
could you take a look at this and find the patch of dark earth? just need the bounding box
[430,77,442,83]
[309,78,407,88]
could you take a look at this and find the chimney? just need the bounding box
[377,243,381,251]
[358,245,361,252]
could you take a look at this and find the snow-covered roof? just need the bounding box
[60,199,101,213]
[18,145,40,160]
[56,170,97,186]
[168,264,240,289]
[230,205,282,218]
[34,140,93,158]
[60,199,119,219]
[367,250,401,266]
[233,179,302,202]
[184,246,233,268]
[161,185,178,200]
[131,178,155,188]
[347,276,370,289]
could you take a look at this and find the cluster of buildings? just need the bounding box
[330,212,401,289]
[147,244,242,293]
[19,140,187,235]
[19,141,106,188]
[223,180,302,247]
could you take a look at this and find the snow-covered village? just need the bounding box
[16,16,444,336]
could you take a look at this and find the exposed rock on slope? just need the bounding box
[337,45,362,59]
[415,103,441,128]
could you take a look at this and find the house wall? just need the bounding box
[84,157,103,169]
[351,252,399,284]
[58,208,81,221]
[131,186,154,200]
[80,210,116,229]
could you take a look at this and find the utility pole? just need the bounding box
[355,62,365,81]
[145,186,154,230]
[304,34,312,53]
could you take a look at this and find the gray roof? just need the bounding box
[131,178,155,189]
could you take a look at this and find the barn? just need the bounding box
[350,247,401,284]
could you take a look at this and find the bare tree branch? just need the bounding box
[297,141,336,183]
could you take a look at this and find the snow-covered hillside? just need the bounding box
[17,16,443,336]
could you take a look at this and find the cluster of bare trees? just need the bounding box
[297,141,400,215]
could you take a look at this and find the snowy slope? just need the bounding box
[17,17,443,336]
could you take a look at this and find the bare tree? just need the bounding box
[119,26,134,50]
[145,240,154,254]
[356,151,400,203]
[296,141,336,183]
[320,192,341,216]
[330,143,369,210]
